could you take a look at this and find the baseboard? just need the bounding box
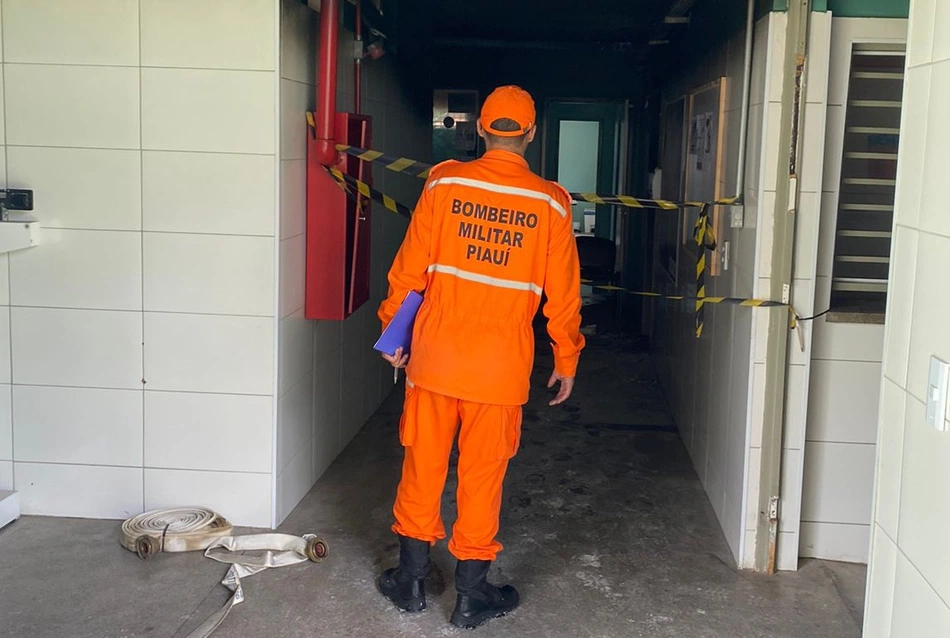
[0,490,20,530]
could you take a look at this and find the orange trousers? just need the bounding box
[392,383,523,561]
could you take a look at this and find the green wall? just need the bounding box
[821,0,909,17]
[764,0,909,18]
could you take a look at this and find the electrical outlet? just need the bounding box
[926,356,949,431]
[730,204,744,229]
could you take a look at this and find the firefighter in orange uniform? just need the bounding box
[377,85,585,630]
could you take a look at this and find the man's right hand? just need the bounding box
[382,346,409,369]
[547,370,575,406]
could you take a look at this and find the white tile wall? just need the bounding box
[277,373,314,473]
[778,448,803,536]
[144,313,274,395]
[277,440,313,523]
[893,65,931,232]
[140,0,275,71]
[799,17,906,566]
[792,191,821,281]
[142,151,276,236]
[280,79,312,161]
[15,462,143,519]
[865,4,950,628]
[142,68,275,155]
[799,522,869,563]
[875,378,905,540]
[896,394,950,604]
[2,0,139,66]
[934,0,950,63]
[0,460,12,491]
[280,159,307,240]
[278,311,314,395]
[313,403,341,483]
[269,0,431,524]
[889,552,950,636]
[143,233,274,316]
[7,147,142,231]
[281,0,317,85]
[0,257,9,306]
[5,64,140,149]
[11,307,142,389]
[882,227,918,388]
[144,468,271,529]
[775,530,798,571]
[651,14,779,568]
[13,385,142,466]
[279,234,307,317]
[801,441,875,526]
[864,528,898,637]
[907,0,937,68]
[0,0,427,528]
[144,391,272,474]
[806,360,883,444]
[783,365,807,449]
[811,315,886,365]
[0,309,11,385]
[919,64,950,238]
[0,386,12,461]
[0,0,284,528]
[10,229,142,310]
[906,232,950,406]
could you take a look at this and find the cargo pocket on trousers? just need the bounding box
[398,382,417,448]
[495,408,523,460]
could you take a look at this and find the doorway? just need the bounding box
[542,101,623,241]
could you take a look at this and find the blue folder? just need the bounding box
[373,291,424,356]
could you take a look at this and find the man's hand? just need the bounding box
[382,346,409,369]
[547,370,575,406]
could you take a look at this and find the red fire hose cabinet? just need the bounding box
[305,112,373,321]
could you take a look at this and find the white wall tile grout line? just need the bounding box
[3,61,277,73]
[138,0,147,511]
[1,1,13,492]
[4,143,276,157]
[270,0,284,528]
[12,458,272,476]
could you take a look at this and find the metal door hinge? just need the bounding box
[768,496,779,523]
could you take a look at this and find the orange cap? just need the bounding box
[479,85,536,137]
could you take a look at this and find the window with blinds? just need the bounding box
[830,44,905,317]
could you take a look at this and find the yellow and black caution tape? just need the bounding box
[569,193,740,211]
[581,280,787,308]
[327,168,413,219]
[334,144,432,179]
[582,279,807,347]
[323,139,747,339]
[694,203,714,337]
[332,142,742,212]
[325,165,806,343]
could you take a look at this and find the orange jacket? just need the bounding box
[379,149,585,406]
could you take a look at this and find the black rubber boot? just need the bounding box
[450,559,520,629]
[378,535,431,612]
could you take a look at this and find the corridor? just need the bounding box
[0,330,865,638]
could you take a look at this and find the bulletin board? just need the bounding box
[682,78,727,276]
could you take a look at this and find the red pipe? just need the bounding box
[315,0,340,166]
[354,0,362,114]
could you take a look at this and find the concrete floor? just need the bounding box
[0,331,866,638]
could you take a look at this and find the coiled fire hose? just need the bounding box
[121,507,329,638]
